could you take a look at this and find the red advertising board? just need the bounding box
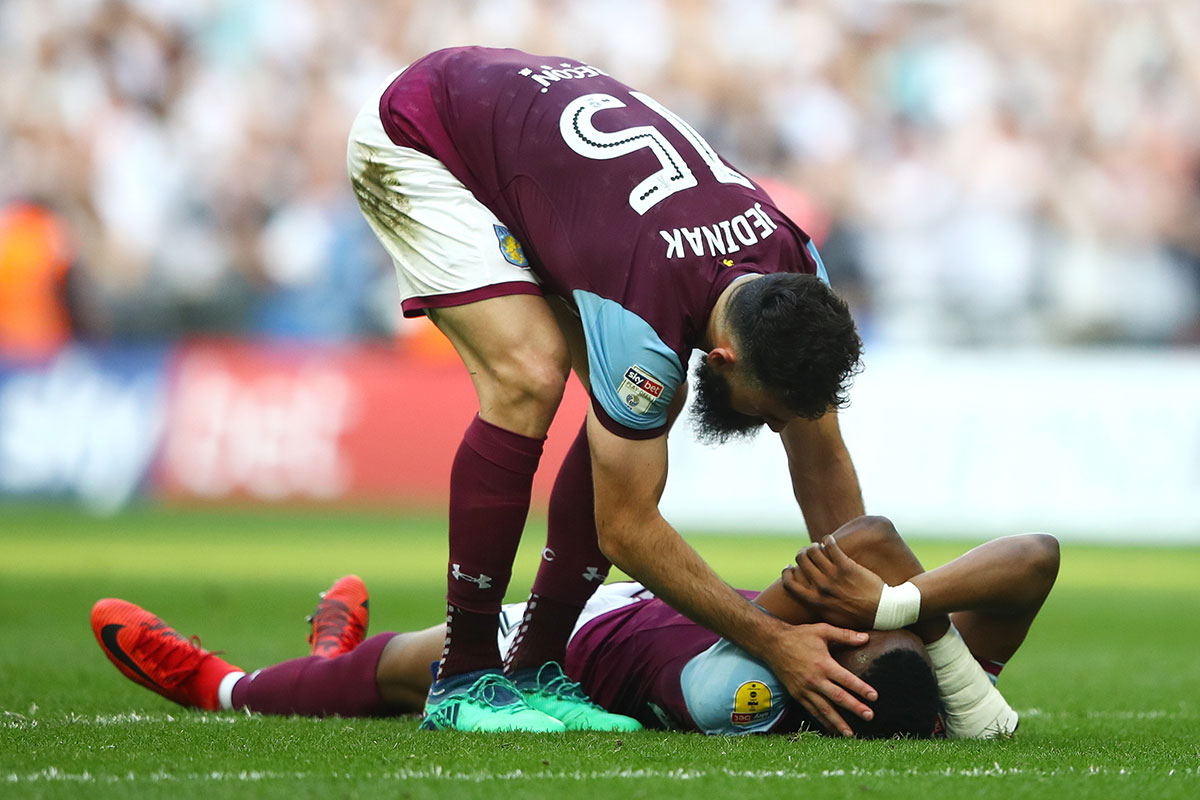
[157,341,590,507]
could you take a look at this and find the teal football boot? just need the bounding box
[512,662,643,732]
[420,670,566,732]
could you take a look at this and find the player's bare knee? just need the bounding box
[516,349,570,411]
[484,345,570,422]
[1024,533,1060,595]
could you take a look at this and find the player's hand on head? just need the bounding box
[768,623,876,738]
[781,535,885,630]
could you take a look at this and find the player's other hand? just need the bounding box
[767,623,876,737]
[781,535,885,630]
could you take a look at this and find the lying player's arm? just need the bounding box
[780,412,864,541]
[775,530,1060,630]
[587,411,877,737]
[890,534,1059,621]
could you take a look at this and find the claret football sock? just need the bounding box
[503,593,583,673]
[925,626,1019,738]
[438,603,508,680]
[507,420,607,673]
[229,633,394,716]
[440,415,544,678]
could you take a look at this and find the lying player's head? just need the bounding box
[833,630,940,739]
[692,273,862,444]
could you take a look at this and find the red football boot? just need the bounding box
[91,599,240,711]
[306,575,369,658]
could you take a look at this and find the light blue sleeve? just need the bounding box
[572,289,685,433]
[806,241,831,285]
[680,638,790,735]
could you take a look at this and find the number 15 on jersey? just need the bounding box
[560,92,754,216]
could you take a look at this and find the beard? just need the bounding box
[690,359,765,446]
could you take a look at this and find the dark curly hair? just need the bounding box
[850,648,941,739]
[725,273,863,419]
[779,644,941,739]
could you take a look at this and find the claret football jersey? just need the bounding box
[562,584,800,735]
[378,46,825,439]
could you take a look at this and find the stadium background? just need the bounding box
[2,2,1199,796]
[2,0,1198,541]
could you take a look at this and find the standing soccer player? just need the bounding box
[348,47,870,733]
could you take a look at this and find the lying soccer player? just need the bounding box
[91,517,1058,737]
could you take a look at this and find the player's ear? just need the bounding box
[706,346,737,371]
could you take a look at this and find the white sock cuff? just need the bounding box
[217,671,247,711]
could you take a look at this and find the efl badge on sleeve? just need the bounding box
[618,365,665,415]
[731,680,772,727]
[493,224,530,267]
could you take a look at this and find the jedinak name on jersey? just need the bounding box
[518,62,611,93]
[658,203,780,260]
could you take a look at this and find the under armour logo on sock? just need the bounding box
[582,566,604,582]
[451,564,492,589]
[541,547,556,562]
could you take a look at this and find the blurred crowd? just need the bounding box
[3,0,1199,359]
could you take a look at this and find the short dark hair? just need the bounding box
[850,648,941,739]
[725,273,863,419]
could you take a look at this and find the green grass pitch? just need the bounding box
[2,506,1198,799]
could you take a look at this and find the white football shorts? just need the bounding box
[497,581,651,659]
[346,71,542,318]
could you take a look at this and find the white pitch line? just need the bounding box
[1019,708,1194,720]
[1,711,252,729]
[6,766,1198,784]
[4,707,1193,731]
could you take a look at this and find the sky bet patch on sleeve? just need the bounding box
[731,681,772,727]
[618,365,664,414]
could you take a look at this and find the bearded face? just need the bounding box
[689,359,765,446]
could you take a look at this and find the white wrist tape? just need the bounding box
[873,581,922,630]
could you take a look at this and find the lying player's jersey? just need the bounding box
[556,583,801,735]
[379,46,825,440]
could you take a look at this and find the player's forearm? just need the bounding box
[910,534,1060,619]
[783,416,865,540]
[791,456,864,541]
[597,512,785,660]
